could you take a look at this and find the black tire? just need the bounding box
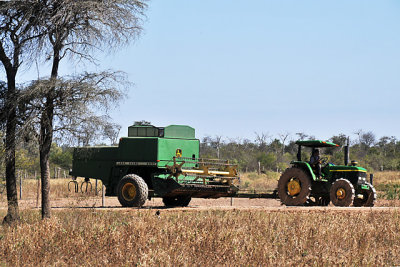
[278,168,312,206]
[353,182,376,207]
[117,174,148,207]
[162,195,192,207]
[330,178,354,207]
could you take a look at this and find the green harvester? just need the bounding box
[278,140,376,207]
[70,124,240,207]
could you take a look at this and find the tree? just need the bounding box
[278,132,290,156]
[257,152,276,170]
[295,132,309,141]
[254,132,270,150]
[25,71,126,141]
[330,134,348,147]
[378,136,390,157]
[361,131,376,148]
[103,123,122,145]
[354,129,376,147]
[133,120,152,126]
[29,0,146,219]
[211,136,223,159]
[0,1,44,224]
[49,143,72,170]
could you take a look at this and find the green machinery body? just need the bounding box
[70,125,239,203]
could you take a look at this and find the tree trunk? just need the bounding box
[39,98,54,219]
[38,44,59,219]
[2,70,20,224]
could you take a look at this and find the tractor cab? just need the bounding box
[293,140,339,180]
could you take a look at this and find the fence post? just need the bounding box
[102,184,105,207]
[36,171,40,208]
[19,171,22,200]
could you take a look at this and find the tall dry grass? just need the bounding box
[373,171,400,184]
[373,171,400,200]
[0,178,103,208]
[0,173,399,266]
[239,171,280,192]
[0,209,399,266]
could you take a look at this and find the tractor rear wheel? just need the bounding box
[117,174,148,207]
[353,182,376,207]
[330,178,354,207]
[162,195,192,207]
[278,168,312,206]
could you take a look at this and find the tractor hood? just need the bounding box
[328,165,367,173]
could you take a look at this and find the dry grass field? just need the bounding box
[0,171,399,266]
[0,209,400,266]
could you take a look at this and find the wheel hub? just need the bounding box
[287,179,301,196]
[336,188,346,200]
[122,183,137,201]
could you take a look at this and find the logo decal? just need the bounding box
[176,149,182,158]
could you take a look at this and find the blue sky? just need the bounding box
[11,0,400,142]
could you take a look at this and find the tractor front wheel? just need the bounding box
[162,195,192,207]
[117,174,148,207]
[353,182,376,207]
[330,178,354,207]
[278,168,312,206]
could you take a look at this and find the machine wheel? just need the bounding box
[353,182,377,207]
[117,174,148,207]
[162,195,192,207]
[278,168,312,206]
[330,178,354,207]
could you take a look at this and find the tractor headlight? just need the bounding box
[358,176,366,183]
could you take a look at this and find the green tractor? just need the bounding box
[278,140,376,207]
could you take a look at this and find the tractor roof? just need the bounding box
[295,140,339,148]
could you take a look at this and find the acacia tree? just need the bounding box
[24,71,126,145]
[35,0,146,218]
[0,1,44,224]
[103,123,122,145]
[278,132,290,156]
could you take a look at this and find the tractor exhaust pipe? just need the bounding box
[297,145,302,161]
[344,137,350,166]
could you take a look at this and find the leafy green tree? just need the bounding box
[49,143,72,170]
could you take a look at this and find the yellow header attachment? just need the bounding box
[165,157,239,186]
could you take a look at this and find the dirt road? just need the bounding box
[2,196,399,212]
